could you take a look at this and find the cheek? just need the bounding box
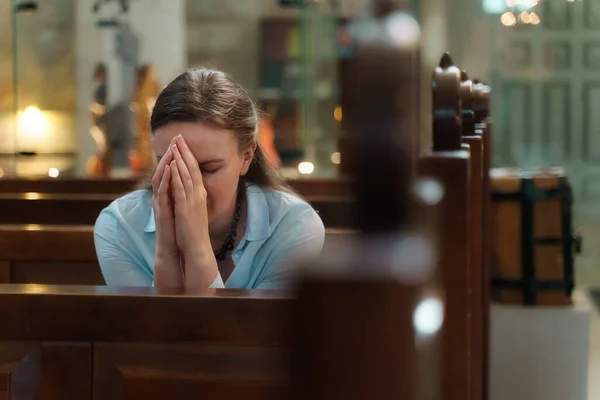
[202,170,238,213]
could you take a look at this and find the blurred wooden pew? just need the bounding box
[0,193,356,229]
[417,54,472,400]
[0,177,353,197]
[0,225,103,285]
[0,225,355,285]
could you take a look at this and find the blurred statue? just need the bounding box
[87,63,110,177]
[92,0,140,173]
[130,65,160,173]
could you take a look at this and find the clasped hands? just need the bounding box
[151,135,218,288]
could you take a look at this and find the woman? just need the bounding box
[94,68,325,290]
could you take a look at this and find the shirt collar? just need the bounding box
[144,184,272,242]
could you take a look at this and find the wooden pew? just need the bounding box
[0,285,291,399]
[417,54,472,400]
[0,225,104,285]
[0,177,137,194]
[0,193,356,229]
[0,225,355,285]
[0,8,441,396]
[0,279,441,399]
[473,78,492,400]
[0,177,354,198]
[459,70,485,400]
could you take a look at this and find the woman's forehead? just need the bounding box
[153,122,238,160]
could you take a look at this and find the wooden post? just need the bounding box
[460,70,484,400]
[292,7,442,400]
[473,79,492,400]
[418,52,471,400]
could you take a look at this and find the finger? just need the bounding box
[157,164,171,210]
[172,144,194,195]
[175,135,203,184]
[151,138,176,192]
[170,160,186,205]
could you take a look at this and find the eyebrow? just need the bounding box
[156,156,224,165]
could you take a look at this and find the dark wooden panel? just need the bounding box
[463,136,484,400]
[94,343,287,400]
[0,262,9,284]
[11,262,104,285]
[419,151,471,400]
[0,225,96,262]
[0,285,289,345]
[0,342,91,400]
[0,225,350,285]
[0,178,353,198]
[0,194,112,225]
[39,343,92,400]
[0,342,40,400]
[0,195,355,228]
[0,178,137,194]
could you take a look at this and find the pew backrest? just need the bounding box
[0,225,103,285]
[0,225,356,285]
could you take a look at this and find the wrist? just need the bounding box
[181,251,219,289]
[182,242,213,260]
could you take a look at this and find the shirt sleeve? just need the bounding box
[209,272,225,288]
[255,206,325,290]
[94,209,152,287]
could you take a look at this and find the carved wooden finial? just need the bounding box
[439,52,454,69]
[460,70,469,82]
[472,79,491,124]
[459,70,475,135]
[432,54,462,150]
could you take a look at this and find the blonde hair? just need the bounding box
[139,67,289,192]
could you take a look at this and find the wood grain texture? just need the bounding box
[0,342,91,400]
[94,343,287,400]
[0,285,289,344]
[463,136,484,400]
[419,151,471,400]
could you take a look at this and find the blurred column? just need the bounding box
[75,0,187,176]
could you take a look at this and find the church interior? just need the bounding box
[0,0,597,398]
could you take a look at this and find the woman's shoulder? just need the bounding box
[248,184,324,235]
[95,189,153,232]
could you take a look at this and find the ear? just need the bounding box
[240,142,257,176]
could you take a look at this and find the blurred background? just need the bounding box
[0,0,598,221]
[1,1,599,397]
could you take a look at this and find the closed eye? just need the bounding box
[200,167,220,174]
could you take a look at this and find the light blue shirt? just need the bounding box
[94,184,325,289]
